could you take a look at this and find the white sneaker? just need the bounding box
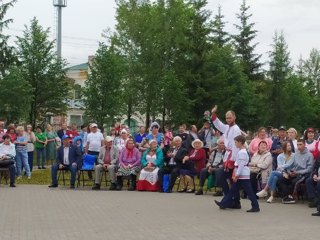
[267,196,274,203]
[17,176,22,180]
[256,189,268,198]
[27,176,31,179]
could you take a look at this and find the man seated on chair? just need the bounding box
[92,136,119,190]
[195,138,225,195]
[278,139,313,204]
[0,134,16,187]
[49,134,81,189]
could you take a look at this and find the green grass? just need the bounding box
[16,169,51,185]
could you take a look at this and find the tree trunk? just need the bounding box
[127,101,132,128]
[145,102,150,130]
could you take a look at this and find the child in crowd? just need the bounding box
[214,135,260,213]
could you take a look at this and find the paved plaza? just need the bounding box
[0,185,318,240]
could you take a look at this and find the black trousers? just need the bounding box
[0,159,16,184]
[158,165,180,191]
[278,174,305,198]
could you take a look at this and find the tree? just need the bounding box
[0,0,18,78]
[301,48,320,96]
[203,45,256,130]
[0,66,32,123]
[268,30,292,127]
[83,43,124,130]
[16,18,70,126]
[211,5,230,47]
[233,0,262,81]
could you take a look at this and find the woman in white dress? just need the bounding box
[137,140,164,191]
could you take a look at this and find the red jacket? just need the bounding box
[189,148,206,174]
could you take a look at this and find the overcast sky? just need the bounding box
[3,0,320,67]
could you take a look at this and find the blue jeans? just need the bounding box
[28,151,34,172]
[16,151,31,177]
[51,164,78,186]
[36,148,46,167]
[220,179,260,210]
[267,171,283,191]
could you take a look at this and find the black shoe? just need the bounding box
[230,203,242,209]
[109,183,117,190]
[282,197,296,204]
[42,166,46,169]
[116,184,122,191]
[214,200,226,209]
[70,185,75,189]
[92,184,100,190]
[195,189,203,195]
[247,208,260,213]
[213,191,223,197]
[10,184,16,188]
[48,184,58,188]
[311,212,320,216]
[38,166,41,170]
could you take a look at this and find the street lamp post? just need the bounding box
[53,0,67,58]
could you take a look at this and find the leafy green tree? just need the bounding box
[233,0,262,81]
[83,43,124,130]
[0,66,32,123]
[0,0,17,78]
[16,18,70,126]
[204,45,256,130]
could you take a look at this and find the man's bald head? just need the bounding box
[225,110,236,125]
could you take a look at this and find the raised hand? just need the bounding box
[211,105,218,114]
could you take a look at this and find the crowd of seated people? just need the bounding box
[2,117,320,216]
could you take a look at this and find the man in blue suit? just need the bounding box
[49,134,81,189]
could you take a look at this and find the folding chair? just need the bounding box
[57,168,70,186]
[100,169,110,188]
[77,154,96,187]
[0,168,9,185]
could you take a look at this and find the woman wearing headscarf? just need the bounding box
[116,138,141,191]
[137,139,163,191]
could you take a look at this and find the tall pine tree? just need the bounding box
[233,0,262,81]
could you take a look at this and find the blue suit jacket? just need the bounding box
[56,144,81,166]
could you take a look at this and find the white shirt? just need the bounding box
[63,147,69,165]
[213,118,242,162]
[86,132,104,152]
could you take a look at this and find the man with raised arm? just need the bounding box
[211,105,242,205]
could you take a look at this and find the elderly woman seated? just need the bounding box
[116,138,141,191]
[248,140,273,194]
[178,139,206,193]
[137,140,163,191]
[0,135,16,187]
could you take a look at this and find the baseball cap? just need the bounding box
[61,134,71,140]
[279,126,286,131]
[91,123,98,128]
[105,136,113,142]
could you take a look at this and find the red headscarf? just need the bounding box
[126,139,134,158]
